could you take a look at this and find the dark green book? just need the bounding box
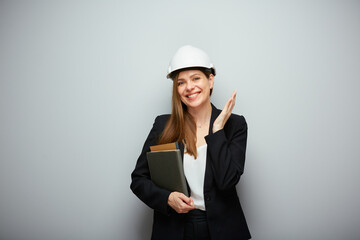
[147,148,189,197]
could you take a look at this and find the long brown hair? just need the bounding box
[158,68,212,158]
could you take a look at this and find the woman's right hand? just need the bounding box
[213,91,237,133]
[168,192,195,214]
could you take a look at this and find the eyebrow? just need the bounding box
[190,74,200,78]
[178,74,200,81]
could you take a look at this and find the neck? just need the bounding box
[187,101,212,126]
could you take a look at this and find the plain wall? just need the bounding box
[0,1,359,239]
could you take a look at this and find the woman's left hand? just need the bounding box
[213,91,236,133]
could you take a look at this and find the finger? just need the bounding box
[185,196,192,204]
[225,91,236,111]
[229,97,236,112]
[230,91,236,106]
[177,193,190,202]
[182,201,195,212]
[178,201,195,213]
[224,97,232,112]
[229,91,236,110]
[231,90,237,100]
[181,195,194,205]
[185,198,194,208]
[188,197,194,207]
[178,194,194,207]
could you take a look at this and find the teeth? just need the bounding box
[188,93,199,98]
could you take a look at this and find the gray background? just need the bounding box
[1,0,359,239]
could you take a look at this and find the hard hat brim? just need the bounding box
[167,66,216,79]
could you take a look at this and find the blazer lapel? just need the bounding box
[203,103,221,191]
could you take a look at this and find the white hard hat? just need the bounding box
[167,45,216,79]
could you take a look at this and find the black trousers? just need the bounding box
[184,209,211,240]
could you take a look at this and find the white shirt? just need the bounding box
[183,144,207,211]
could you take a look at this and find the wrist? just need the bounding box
[213,125,223,133]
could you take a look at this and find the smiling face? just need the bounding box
[176,69,214,111]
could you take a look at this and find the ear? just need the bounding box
[208,74,214,89]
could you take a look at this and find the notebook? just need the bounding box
[147,142,189,196]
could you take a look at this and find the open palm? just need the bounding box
[213,91,237,133]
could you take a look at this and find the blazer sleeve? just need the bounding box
[204,115,248,191]
[130,115,172,215]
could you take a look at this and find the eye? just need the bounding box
[177,81,184,86]
[194,77,200,81]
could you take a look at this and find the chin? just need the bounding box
[183,100,206,110]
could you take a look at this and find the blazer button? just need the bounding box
[205,195,211,201]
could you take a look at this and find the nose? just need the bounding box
[186,81,195,91]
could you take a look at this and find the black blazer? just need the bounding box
[131,104,251,240]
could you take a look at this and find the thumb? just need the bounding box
[187,197,194,206]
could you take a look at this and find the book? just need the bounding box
[150,142,179,152]
[147,142,189,196]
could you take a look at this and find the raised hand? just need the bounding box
[213,91,237,133]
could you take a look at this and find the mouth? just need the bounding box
[186,92,200,99]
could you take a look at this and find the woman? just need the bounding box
[131,45,251,240]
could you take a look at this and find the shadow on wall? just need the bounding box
[130,204,153,238]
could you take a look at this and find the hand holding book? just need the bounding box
[147,142,194,213]
[168,191,195,214]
